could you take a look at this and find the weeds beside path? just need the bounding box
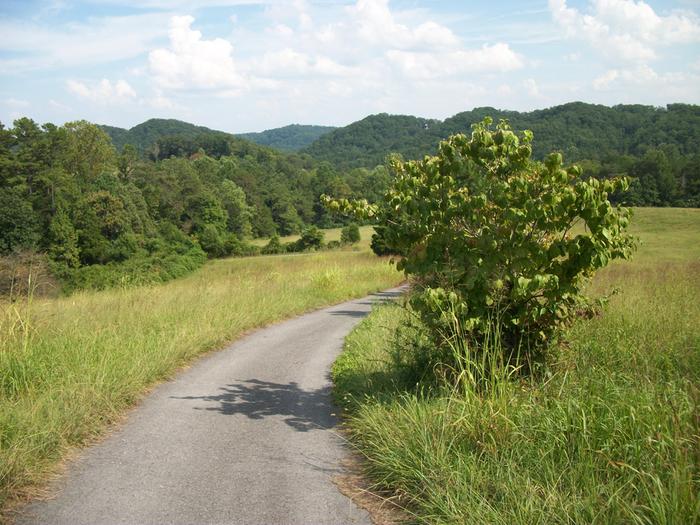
[333,208,700,524]
[0,249,402,515]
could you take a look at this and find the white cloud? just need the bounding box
[549,0,700,63]
[256,48,357,78]
[147,90,176,109]
[145,1,524,104]
[4,98,30,109]
[523,78,541,97]
[149,15,245,90]
[0,13,168,73]
[497,84,514,96]
[592,69,620,90]
[386,43,523,79]
[250,0,522,81]
[347,0,460,50]
[591,64,699,96]
[49,99,72,112]
[267,24,294,38]
[67,78,137,103]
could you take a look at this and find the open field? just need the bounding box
[333,207,700,524]
[0,250,402,513]
[251,225,376,248]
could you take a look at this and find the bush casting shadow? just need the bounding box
[172,379,337,432]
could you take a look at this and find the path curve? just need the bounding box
[16,288,404,525]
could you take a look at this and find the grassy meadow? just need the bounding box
[333,208,700,524]
[251,225,376,248]
[0,249,402,513]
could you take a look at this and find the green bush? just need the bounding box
[288,226,324,252]
[370,225,402,256]
[223,235,260,257]
[0,189,41,255]
[59,246,206,292]
[328,118,635,367]
[196,224,226,258]
[261,234,285,255]
[340,223,360,244]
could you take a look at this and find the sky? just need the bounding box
[1,0,699,133]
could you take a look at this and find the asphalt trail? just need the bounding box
[16,288,404,525]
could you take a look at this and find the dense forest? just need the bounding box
[100,119,231,154]
[101,120,335,155]
[239,124,336,151]
[304,102,700,206]
[1,102,698,293]
[0,118,386,292]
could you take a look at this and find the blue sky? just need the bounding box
[1,0,699,132]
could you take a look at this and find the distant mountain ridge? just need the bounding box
[100,103,700,169]
[100,119,334,154]
[100,119,233,153]
[238,124,336,151]
[302,102,700,169]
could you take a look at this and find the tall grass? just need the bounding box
[333,208,700,524]
[0,250,402,512]
[251,225,376,248]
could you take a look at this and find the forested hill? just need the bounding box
[102,120,336,154]
[238,124,335,151]
[100,119,234,153]
[1,117,391,293]
[303,103,700,169]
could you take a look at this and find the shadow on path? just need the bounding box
[328,310,368,318]
[355,288,405,306]
[172,379,336,432]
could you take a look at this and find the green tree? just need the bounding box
[118,144,139,181]
[340,223,360,244]
[197,224,225,257]
[63,120,116,182]
[328,118,635,368]
[262,234,285,255]
[292,226,324,252]
[220,179,253,238]
[48,207,80,268]
[0,188,41,254]
[74,191,133,264]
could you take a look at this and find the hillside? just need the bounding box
[303,103,700,169]
[238,124,335,151]
[303,113,442,169]
[100,119,234,153]
[101,120,335,154]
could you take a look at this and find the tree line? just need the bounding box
[304,102,700,206]
[0,118,384,292]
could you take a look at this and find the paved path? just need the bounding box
[16,289,403,525]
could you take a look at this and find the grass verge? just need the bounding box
[251,225,376,248]
[333,208,700,524]
[0,250,402,514]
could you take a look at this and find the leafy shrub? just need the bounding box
[223,235,260,257]
[261,234,285,255]
[327,118,635,367]
[370,226,402,256]
[60,246,206,292]
[340,223,361,244]
[288,226,324,252]
[197,224,226,258]
[0,189,41,255]
[48,207,80,269]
